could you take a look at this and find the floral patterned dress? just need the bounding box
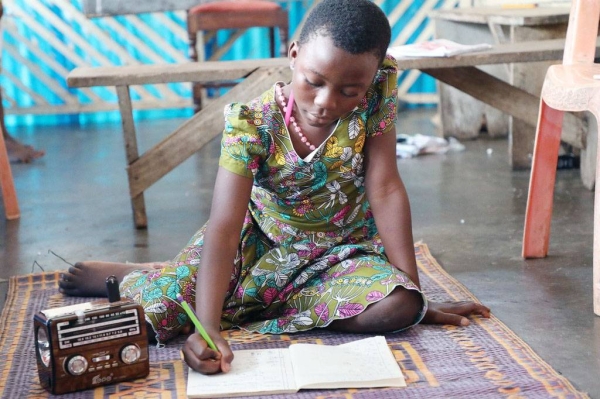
[120,56,426,344]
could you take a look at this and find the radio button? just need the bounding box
[121,344,141,364]
[92,355,111,363]
[66,355,88,375]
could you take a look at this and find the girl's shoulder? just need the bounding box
[357,56,398,114]
[374,55,399,83]
[224,85,278,124]
[358,56,398,137]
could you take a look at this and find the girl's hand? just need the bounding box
[421,301,491,326]
[182,331,234,375]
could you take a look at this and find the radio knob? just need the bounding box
[66,355,88,375]
[120,344,141,364]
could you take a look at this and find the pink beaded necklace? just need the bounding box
[276,84,316,151]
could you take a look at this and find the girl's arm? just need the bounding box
[363,126,420,288]
[183,166,254,374]
[363,128,490,325]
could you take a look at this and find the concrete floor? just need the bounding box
[1,108,598,397]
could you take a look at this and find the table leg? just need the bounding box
[116,85,147,229]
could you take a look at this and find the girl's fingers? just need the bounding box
[214,338,234,373]
[183,334,222,374]
[423,301,492,326]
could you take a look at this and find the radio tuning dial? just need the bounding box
[66,355,88,375]
[121,344,141,364]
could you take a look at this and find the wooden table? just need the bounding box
[67,38,595,228]
[431,6,573,169]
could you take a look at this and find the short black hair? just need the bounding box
[298,0,391,64]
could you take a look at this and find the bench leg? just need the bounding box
[522,100,564,258]
[116,85,147,229]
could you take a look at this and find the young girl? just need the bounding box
[59,0,490,375]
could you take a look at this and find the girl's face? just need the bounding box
[288,33,380,129]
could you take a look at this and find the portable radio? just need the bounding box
[33,276,149,394]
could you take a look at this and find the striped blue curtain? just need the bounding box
[2,0,437,127]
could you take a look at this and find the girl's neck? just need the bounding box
[276,83,337,154]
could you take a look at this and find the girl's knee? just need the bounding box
[379,287,424,331]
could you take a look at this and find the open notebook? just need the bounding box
[186,335,406,398]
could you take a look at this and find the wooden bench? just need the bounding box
[67,38,598,228]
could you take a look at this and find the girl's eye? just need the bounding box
[341,91,359,98]
[305,79,320,87]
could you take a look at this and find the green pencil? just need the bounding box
[176,293,218,352]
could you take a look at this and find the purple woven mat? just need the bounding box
[0,244,589,398]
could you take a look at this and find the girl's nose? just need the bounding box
[314,89,337,111]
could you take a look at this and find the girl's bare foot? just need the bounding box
[59,261,165,297]
[5,134,45,163]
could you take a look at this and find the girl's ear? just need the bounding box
[288,41,299,64]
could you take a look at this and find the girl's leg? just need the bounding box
[58,261,167,297]
[326,286,424,333]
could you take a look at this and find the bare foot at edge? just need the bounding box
[5,134,45,163]
[59,261,164,297]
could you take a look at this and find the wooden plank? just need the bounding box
[82,0,302,18]
[3,99,190,116]
[68,38,600,89]
[429,6,571,26]
[127,66,292,198]
[67,58,288,87]
[397,38,600,69]
[423,66,585,148]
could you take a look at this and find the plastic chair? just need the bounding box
[522,0,600,315]
[187,0,289,112]
[0,131,19,220]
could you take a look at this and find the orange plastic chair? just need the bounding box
[0,131,19,220]
[522,0,600,315]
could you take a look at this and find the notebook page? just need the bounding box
[290,336,406,389]
[187,348,298,398]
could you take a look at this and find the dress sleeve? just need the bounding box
[365,55,399,138]
[218,102,270,178]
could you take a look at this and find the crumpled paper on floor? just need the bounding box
[396,134,465,158]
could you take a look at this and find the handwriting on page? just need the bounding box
[187,348,297,396]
